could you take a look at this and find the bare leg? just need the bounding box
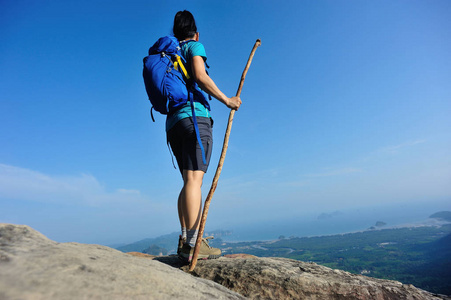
[177,189,186,229]
[180,169,204,230]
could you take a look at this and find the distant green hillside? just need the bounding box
[217,224,451,295]
[117,229,232,254]
[142,244,169,256]
[116,232,179,254]
[410,232,451,294]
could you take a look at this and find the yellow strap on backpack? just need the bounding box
[174,55,190,80]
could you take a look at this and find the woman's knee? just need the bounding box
[183,169,205,186]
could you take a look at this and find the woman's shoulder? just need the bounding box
[183,41,207,59]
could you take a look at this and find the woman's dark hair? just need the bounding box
[173,10,197,41]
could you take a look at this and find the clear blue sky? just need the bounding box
[1,0,450,245]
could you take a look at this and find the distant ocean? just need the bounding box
[220,200,451,242]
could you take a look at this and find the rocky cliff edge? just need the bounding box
[0,223,448,300]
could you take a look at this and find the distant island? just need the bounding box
[317,211,343,220]
[430,211,451,222]
[375,221,386,227]
[368,221,387,230]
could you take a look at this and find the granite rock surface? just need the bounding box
[0,223,245,300]
[186,256,448,300]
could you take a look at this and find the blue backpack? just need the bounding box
[143,35,209,119]
[142,36,210,164]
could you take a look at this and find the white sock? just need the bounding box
[187,229,198,247]
[181,227,187,240]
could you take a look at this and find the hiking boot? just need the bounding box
[179,236,221,262]
[177,235,186,255]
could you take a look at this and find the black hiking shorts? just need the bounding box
[167,117,213,174]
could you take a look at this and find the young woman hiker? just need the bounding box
[167,10,242,262]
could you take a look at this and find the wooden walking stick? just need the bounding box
[189,39,261,271]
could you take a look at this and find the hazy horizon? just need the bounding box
[110,199,450,246]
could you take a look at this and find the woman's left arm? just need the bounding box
[191,56,241,110]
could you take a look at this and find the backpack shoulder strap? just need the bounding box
[173,55,190,80]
